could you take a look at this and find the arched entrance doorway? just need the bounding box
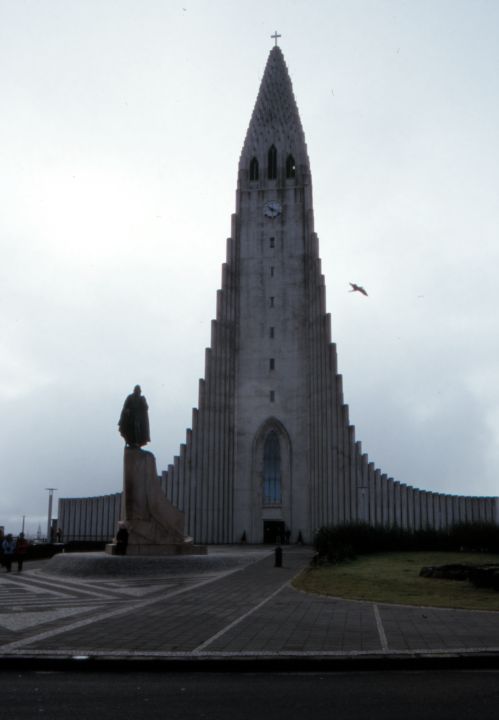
[251,418,292,543]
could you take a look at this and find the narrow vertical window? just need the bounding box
[269,390,275,403]
[270,266,274,277]
[269,358,275,370]
[263,430,281,504]
[269,237,275,248]
[267,145,277,180]
[269,327,275,338]
[269,297,274,308]
[286,154,296,178]
[249,156,259,181]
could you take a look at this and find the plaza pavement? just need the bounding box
[1,545,499,669]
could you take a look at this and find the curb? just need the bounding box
[2,651,499,673]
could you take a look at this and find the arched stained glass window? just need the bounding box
[263,431,281,505]
[267,145,277,180]
[286,154,296,178]
[249,156,259,181]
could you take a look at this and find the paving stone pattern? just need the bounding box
[1,547,499,660]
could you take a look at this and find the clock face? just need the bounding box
[263,201,282,218]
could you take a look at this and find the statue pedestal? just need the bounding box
[105,447,205,556]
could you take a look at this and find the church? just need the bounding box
[58,43,498,545]
[156,43,497,544]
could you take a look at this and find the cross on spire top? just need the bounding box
[271,31,281,46]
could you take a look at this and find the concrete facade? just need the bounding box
[59,47,498,545]
[156,47,498,544]
[58,493,121,543]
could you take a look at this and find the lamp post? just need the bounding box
[46,488,57,542]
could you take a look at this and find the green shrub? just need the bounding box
[313,522,499,561]
[448,522,499,553]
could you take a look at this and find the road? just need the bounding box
[1,669,499,720]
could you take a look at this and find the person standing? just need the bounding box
[15,533,29,572]
[115,522,129,555]
[2,534,16,572]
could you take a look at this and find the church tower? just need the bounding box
[160,44,498,543]
[234,44,316,543]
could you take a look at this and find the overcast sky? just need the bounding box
[1,0,498,535]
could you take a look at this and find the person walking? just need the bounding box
[2,534,16,572]
[15,533,29,572]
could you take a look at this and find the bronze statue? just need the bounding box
[118,385,150,447]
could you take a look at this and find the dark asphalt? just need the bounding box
[2,670,499,720]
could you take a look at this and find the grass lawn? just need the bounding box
[292,552,499,611]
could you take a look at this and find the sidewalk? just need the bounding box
[1,546,499,669]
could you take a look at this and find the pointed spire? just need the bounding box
[239,47,309,175]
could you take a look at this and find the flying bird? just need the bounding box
[349,282,368,296]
